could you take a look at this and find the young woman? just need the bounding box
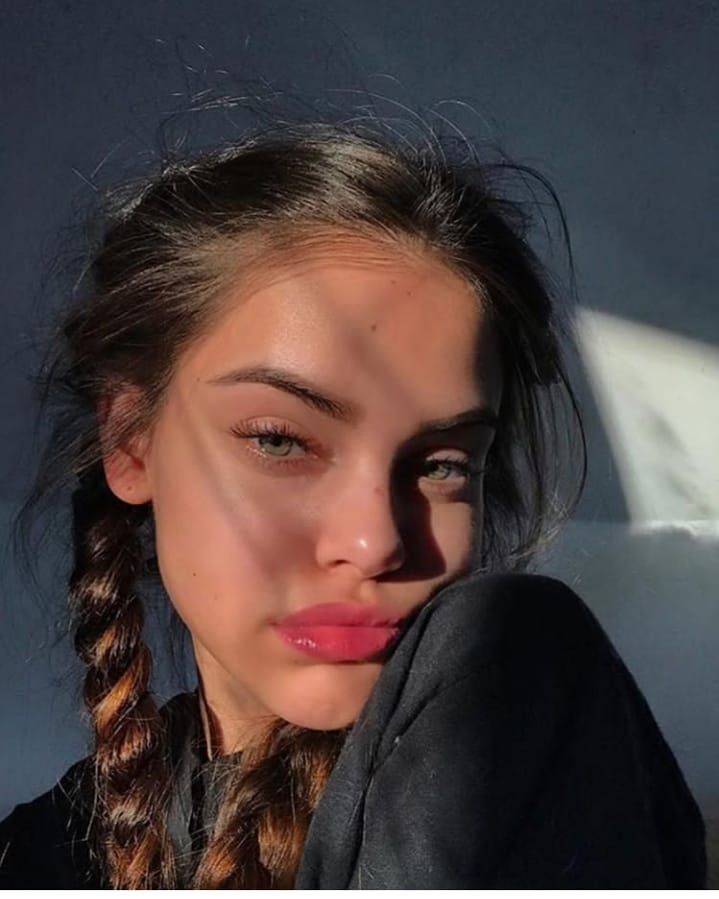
[0,122,707,888]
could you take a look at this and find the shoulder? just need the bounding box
[0,691,195,889]
[342,573,607,775]
[424,571,603,653]
[391,572,610,715]
[381,572,607,744]
[338,573,706,887]
[398,572,700,805]
[0,757,99,888]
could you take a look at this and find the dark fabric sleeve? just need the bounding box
[346,577,707,889]
[0,759,99,888]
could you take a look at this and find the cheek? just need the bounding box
[415,496,477,572]
[465,477,485,562]
[448,506,476,570]
[148,436,310,639]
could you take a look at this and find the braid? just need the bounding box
[192,721,350,889]
[69,467,177,889]
[69,467,350,889]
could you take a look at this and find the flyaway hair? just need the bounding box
[13,120,585,887]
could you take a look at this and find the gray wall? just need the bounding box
[1,0,717,875]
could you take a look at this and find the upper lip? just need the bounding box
[274,602,406,628]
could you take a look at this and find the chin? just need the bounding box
[274,663,383,732]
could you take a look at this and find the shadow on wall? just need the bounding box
[538,309,719,885]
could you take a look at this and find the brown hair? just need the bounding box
[13,121,585,887]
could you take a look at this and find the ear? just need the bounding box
[97,387,154,506]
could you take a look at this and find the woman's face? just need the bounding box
[107,233,502,747]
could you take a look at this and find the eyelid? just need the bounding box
[229,420,319,461]
[228,420,486,486]
[229,419,479,460]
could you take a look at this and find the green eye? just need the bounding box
[422,458,484,482]
[254,433,297,457]
[425,459,462,480]
[230,422,311,462]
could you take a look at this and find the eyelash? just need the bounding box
[229,421,486,484]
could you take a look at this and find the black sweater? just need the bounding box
[0,573,708,888]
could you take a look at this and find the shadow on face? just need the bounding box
[106,233,503,749]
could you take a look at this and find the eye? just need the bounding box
[421,457,484,483]
[251,432,298,457]
[229,421,313,464]
[408,456,486,499]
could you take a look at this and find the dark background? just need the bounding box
[1,0,717,874]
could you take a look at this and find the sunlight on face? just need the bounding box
[143,234,503,746]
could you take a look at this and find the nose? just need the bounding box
[315,478,407,579]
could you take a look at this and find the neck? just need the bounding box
[193,657,274,757]
[196,681,223,761]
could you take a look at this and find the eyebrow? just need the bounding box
[207,364,498,435]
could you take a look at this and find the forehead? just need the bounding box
[180,234,500,415]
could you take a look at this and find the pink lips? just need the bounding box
[272,602,405,662]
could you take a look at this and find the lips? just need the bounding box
[272,602,406,662]
[276,601,405,628]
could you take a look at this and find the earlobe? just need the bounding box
[97,389,154,506]
[102,446,153,505]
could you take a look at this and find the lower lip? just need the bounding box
[272,624,402,662]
